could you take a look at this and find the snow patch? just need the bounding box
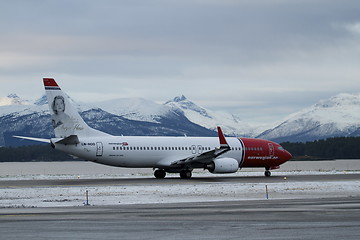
[165,95,258,137]
[0,173,359,208]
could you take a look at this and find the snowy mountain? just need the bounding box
[258,93,360,142]
[0,94,30,106]
[164,95,257,137]
[2,92,360,146]
[95,98,174,123]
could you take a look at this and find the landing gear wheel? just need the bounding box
[180,170,192,179]
[265,170,271,177]
[154,169,166,179]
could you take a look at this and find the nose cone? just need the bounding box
[279,150,292,165]
[284,150,292,161]
[277,146,292,165]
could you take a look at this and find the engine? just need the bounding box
[206,158,239,174]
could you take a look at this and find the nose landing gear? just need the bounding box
[265,167,271,177]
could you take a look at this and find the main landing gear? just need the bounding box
[179,170,192,179]
[153,169,192,179]
[154,169,166,179]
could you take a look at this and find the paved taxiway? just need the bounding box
[1,173,359,188]
[1,197,360,240]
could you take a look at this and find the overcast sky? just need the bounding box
[1,0,360,124]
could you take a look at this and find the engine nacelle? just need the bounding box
[206,158,239,174]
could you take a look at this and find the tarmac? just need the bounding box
[0,173,359,188]
[0,197,359,240]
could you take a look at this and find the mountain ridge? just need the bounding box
[1,92,360,146]
[258,93,360,142]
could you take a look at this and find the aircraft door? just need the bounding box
[191,145,196,154]
[197,145,203,154]
[96,142,103,157]
[268,143,274,157]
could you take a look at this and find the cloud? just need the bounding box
[1,0,360,123]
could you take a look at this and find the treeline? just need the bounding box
[0,144,74,162]
[281,137,360,160]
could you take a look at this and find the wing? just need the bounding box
[168,126,231,167]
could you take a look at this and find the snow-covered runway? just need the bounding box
[0,161,359,208]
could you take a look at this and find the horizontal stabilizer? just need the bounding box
[55,135,80,145]
[13,136,51,143]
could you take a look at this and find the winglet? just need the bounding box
[217,126,229,148]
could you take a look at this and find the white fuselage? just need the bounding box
[54,136,244,168]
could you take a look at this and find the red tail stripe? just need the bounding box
[43,78,58,87]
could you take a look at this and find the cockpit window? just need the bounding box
[278,146,284,151]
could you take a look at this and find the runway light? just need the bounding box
[85,190,89,206]
[284,177,287,181]
[265,185,269,200]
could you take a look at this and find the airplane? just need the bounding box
[15,78,292,179]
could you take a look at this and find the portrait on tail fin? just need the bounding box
[51,95,71,128]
